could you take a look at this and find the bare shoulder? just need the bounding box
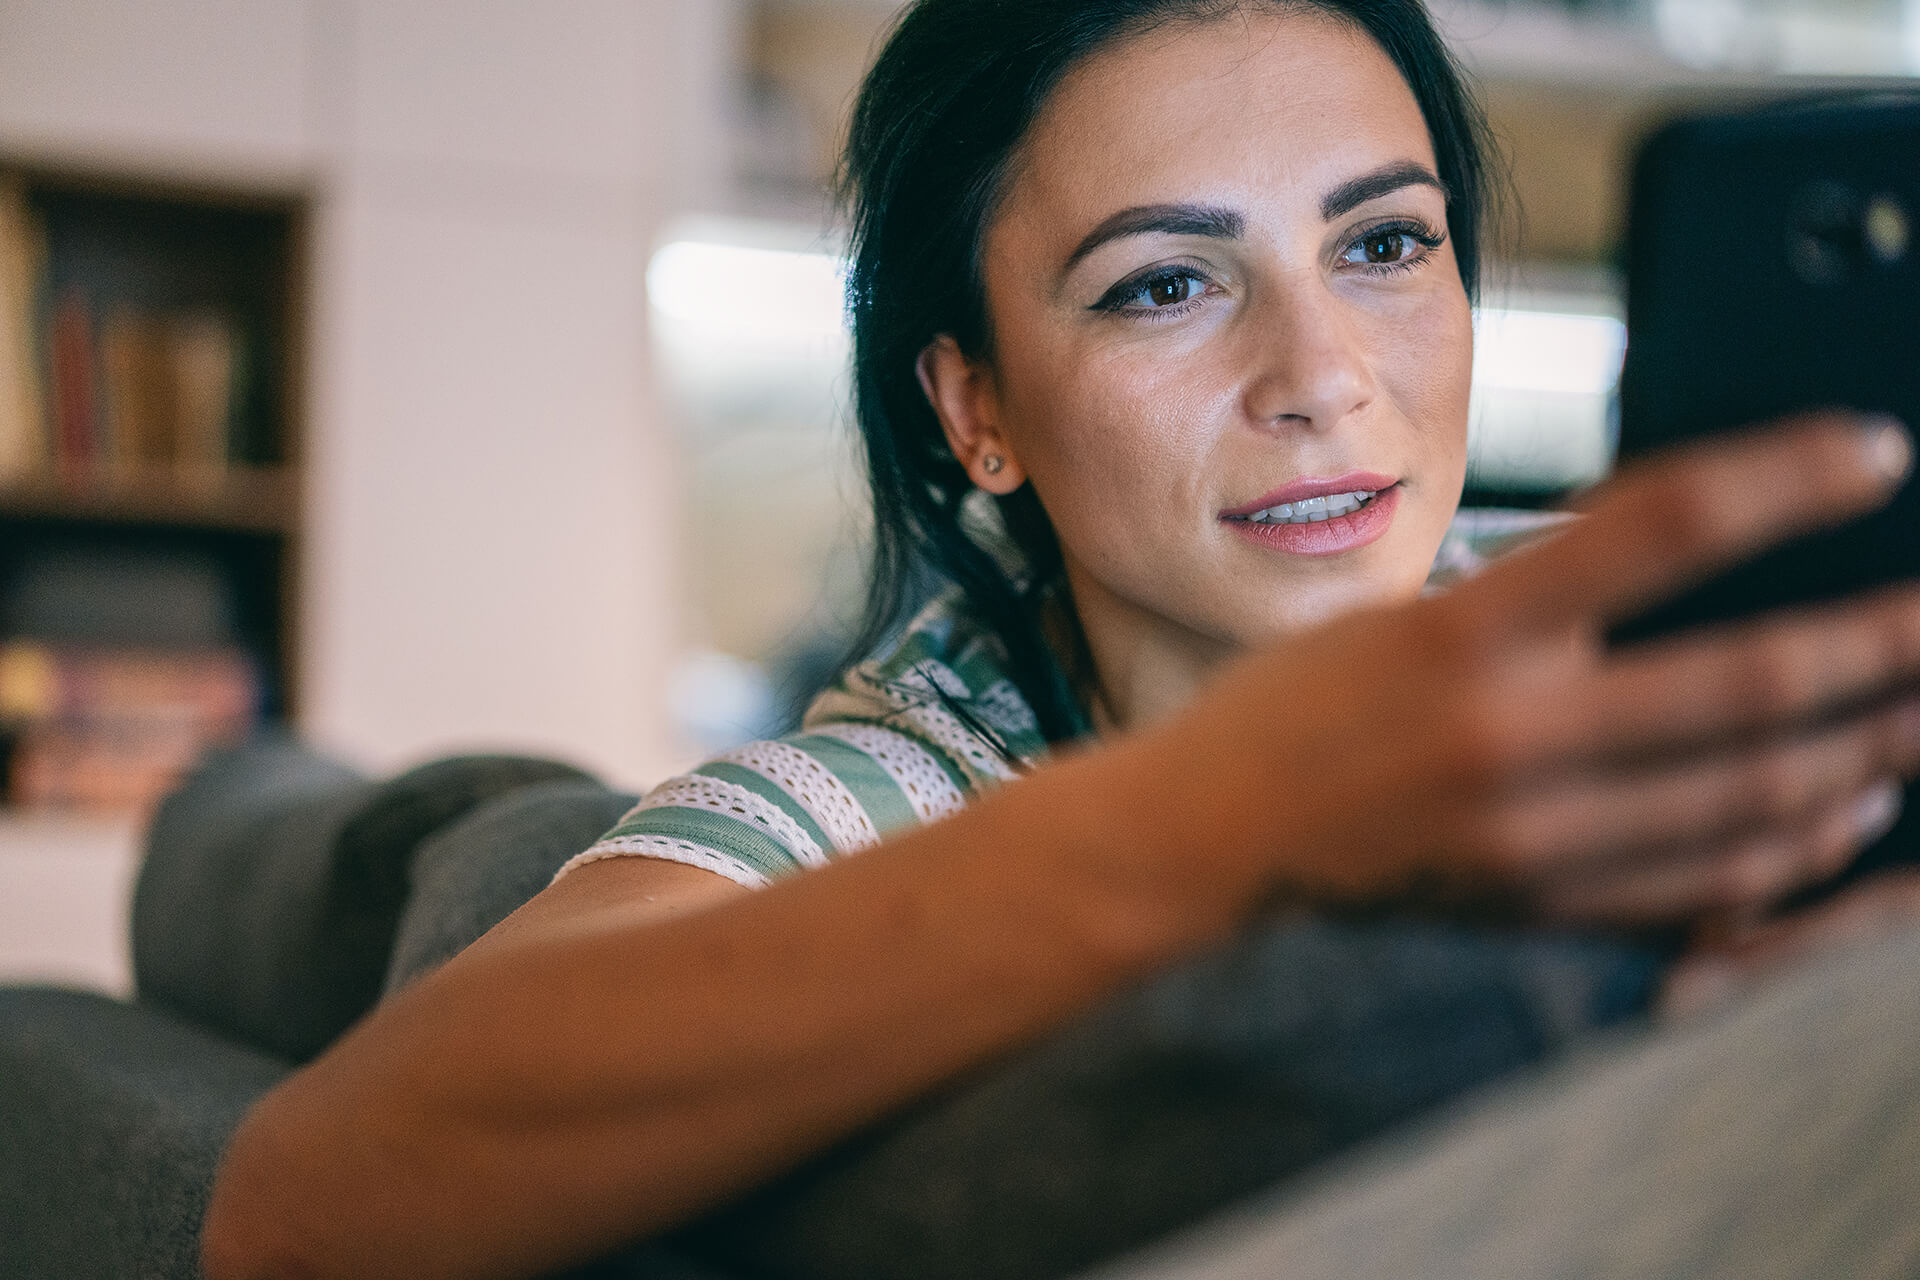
[473,856,753,954]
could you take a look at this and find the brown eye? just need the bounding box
[1093,267,1212,314]
[1363,231,1408,263]
[1340,223,1441,271]
[1147,274,1194,305]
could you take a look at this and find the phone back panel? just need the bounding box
[1616,93,1920,637]
[1616,95,1920,885]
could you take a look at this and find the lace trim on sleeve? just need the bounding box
[626,774,828,868]
[551,835,773,889]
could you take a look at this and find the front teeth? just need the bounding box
[1247,489,1377,524]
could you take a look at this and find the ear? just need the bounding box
[915,335,1026,494]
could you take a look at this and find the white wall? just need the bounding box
[0,0,732,787]
[0,0,312,180]
[303,0,683,786]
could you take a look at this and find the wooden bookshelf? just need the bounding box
[0,465,298,534]
[0,160,308,814]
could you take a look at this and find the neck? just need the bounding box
[1057,558,1238,736]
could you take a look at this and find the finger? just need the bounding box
[1532,782,1893,926]
[1560,584,1920,759]
[1477,412,1909,638]
[1491,701,1919,870]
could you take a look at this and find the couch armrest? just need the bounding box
[385,778,639,994]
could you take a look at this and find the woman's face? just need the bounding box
[954,7,1472,663]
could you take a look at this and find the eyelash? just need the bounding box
[1088,218,1448,319]
[1091,264,1214,320]
[1343,218,1446,275]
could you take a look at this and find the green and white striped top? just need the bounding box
[559,586,1067,888]
[559,508,1569,889]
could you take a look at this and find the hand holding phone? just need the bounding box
[1613,91,1920,883]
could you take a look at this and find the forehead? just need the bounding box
[993,9,1436,246]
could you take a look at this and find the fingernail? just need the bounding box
[1854,780,1904,844]
[1862,415,1912,486]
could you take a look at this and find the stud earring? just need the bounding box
[982,454,1005,476]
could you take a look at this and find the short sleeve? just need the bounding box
[553,720,994,889]
[556,590,1053,889]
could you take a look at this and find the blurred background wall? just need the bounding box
[0,0,1913,989]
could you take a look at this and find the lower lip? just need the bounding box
[1222,484,1401,555]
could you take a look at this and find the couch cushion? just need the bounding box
[134,740,596,1061]
[0,986,291,1280]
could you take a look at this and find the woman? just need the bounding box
[203,2,1920,1277]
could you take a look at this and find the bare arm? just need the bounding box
[204,415,1920,1280]
[203,740,1214,1280]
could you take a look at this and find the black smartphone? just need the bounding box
[1614,91,1920,879]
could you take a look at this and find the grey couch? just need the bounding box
[0,741,642,1278]
[3,738,1710,1280]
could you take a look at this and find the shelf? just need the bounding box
[0,466,298,534]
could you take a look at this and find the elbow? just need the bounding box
[199,1107,317,1280]
[198,1199,266,1280]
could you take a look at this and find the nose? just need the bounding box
[1239,274,1377,433]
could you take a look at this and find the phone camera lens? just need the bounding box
[1789,182,1863,286]
[1865,196,1909,266]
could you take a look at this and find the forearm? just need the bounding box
[203,736,1256,1280]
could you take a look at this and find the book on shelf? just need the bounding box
[99,304,243,484]
[0,178,46,483]
[0,640,260,815]
[0,179,253,492]
[47,290,96,479]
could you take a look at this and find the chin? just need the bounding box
[1243,568,1423,640]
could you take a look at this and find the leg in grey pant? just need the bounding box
[1096,927,1920,1280]
[670,918,1664,1280]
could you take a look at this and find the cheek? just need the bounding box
[997,330,1228,536]
[1372,291,1473,476]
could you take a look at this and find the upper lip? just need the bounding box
[1220,471,1398,519]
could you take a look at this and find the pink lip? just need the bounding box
[1219,471,1399,519]
[1221,483,1401,557]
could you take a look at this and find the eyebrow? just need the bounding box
[1062,203,1244,273]
[1320,161,1450,221]
[1059,161,1451,278]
